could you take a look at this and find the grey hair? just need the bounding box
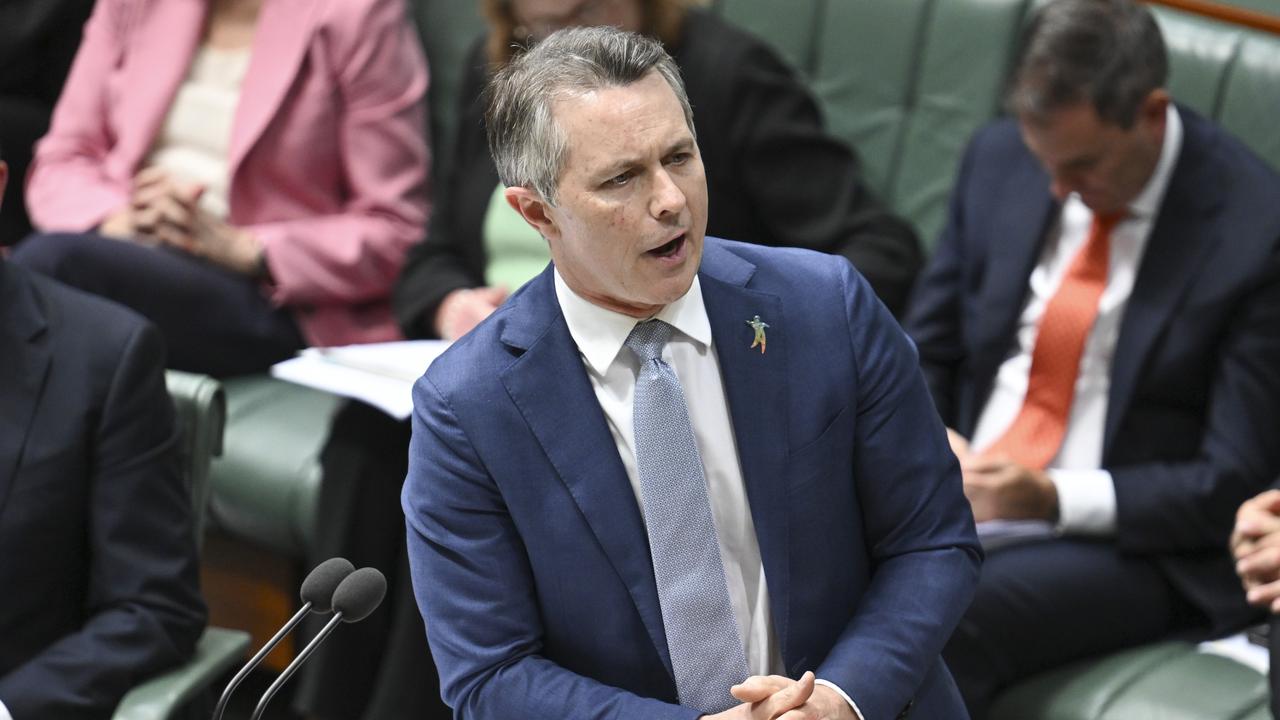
[484,25,695,206]
[1007,0,1167,128]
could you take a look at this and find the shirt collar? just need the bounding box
[554,269,712,376]
[1127,103,1183,220]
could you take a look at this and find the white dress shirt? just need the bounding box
[971,105,1184,534]
[554,271,863,718]
[0,698,10,720]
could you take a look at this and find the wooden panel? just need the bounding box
[201,531,300,673]
[1147,0,1280,35]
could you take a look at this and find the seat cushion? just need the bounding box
[989,641,1270,720]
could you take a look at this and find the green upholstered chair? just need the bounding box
[111,371,252,720]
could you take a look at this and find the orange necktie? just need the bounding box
[982,212,1122,469]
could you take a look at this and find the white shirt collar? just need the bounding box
[1126,103,1183,220]
[553,269,713,375]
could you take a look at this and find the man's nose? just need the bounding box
[649,168,688,219]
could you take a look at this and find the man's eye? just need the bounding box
[668,152,691,166]
[606,172,632,187]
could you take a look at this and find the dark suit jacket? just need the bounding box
[905,108,1280,633]
[404,238,981,719]
[0,261,205,718]
[392,9,922,336]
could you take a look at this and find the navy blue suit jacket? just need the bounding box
[0,261,205,718]
[905,109,1280,632]
[404,239,981,720]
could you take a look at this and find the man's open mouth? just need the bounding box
[647,234,686,258]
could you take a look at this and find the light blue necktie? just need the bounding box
[625,319,750,713]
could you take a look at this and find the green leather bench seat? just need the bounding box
[206,1,1280,717]
[989,642,1270,720]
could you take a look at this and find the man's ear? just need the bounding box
[504,186,559,242]
[1139,88,1170,130]
[0,161,8,212]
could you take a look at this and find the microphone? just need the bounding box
[249,566,388,720]
[212,557,356,720]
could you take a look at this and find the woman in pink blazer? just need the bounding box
[13,0,431,376]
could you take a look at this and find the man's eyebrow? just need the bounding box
[592,136,696,179]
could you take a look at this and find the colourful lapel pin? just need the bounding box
[746,315,769,354]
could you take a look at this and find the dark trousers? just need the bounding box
[943,539,1205,719]
[10,232,304,377]
[293,403,451,720]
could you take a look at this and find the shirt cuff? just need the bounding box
[0,697,13,720]
[1049,468,1117,535]
[815,679,865,720]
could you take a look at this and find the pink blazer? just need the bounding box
[26,0,431,346]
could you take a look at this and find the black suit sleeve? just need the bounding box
[0,322,206,719]
[1112,250,1280,554]
[901,132,982,425]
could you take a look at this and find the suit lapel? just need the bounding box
[699,246,792,658]
[1104,124,1222,457]
[966,185,1057,433]
[498,272,672,673]
[114,0,207,173]
[227,0,318,178]
[0,264,52,523]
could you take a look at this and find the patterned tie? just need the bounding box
[984,212,1123,469]
[624,319,750,713]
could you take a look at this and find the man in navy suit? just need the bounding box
[403,26,981,720]
[905,0,1280,714]
[0,148,205,718]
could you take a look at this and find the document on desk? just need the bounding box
[270,340,451,420]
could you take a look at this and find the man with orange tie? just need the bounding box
[905,0,1280,715]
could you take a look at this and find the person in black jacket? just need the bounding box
[393,0,921,340]
[0,150,206,719]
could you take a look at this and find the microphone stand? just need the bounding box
[212,600,314,720]
[249,610,346,720]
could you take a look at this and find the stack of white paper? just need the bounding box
[270,340,451,420]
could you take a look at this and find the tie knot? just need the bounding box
[1092,211,1125,235]
[624,320,675,364]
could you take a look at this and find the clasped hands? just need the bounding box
[1231,489,1280,611]
[100,167,263,276]
[947,429,1059,523]
[702,672,856,720]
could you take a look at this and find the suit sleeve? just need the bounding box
[1112,249,1280,553]
[902,132,983,426]
[0,322,206,719]
[25,0,132,231]
[393,41,490,339]
[254,0,430,307]
[402,377,700,720]
[722,41,923,316]
[815,263,982,720]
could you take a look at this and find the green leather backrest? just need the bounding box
[412,0,486,181]
[412,0,1280,251]
[885,0,1032,245]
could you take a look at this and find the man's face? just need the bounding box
[1019,91,1168,215]
[510,0,643,41]
[505,71,708,318]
